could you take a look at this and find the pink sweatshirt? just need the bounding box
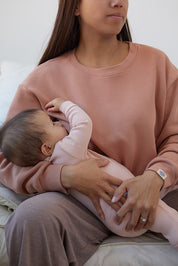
[0,42,178,194]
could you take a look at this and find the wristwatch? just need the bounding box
[156,169,167,180]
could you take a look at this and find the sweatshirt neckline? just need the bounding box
[69,42,137,77]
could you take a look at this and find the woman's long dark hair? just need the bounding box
[39,0,132,65]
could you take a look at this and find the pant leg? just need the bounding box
[5,192,110,266]
[162,189,178,211]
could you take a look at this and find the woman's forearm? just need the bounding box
[0,152,66,194]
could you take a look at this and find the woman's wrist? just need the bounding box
[144,170,164,191]
[61,165,76,189]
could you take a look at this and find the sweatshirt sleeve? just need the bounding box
[146,57,178,190]
[0,85,68,194]
[50,101,92,164]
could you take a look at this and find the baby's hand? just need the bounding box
[45,98,65,112]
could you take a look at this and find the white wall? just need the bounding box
[128,0,178,67]
[0,0,58,65]
[0,0,178,67]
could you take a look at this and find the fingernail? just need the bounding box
[101,214,105,220]
[112,196,117,203]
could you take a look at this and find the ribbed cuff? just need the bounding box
[42,164,69,194]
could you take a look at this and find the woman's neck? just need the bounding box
[75,37,129,68]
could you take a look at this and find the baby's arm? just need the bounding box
[46,98,92,161]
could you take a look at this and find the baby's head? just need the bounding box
[0,109,68,166]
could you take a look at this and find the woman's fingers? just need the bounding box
[112,183,127,203]
[62,159,124,215]
[108,202,121,212]
[126,209,141,231]
[135,207,156,230]
[95,159,123,186]
[99,190,121,212]
[135,207,150,230]
[117,199,155,231]
[144,209,156,229]
[116,200,130,225]
[91,197,105,220]
[100,190,113,203]
[116,197,151,230]
[125,206,149,231]
[114,172,162,231]
[96,171,124,212]
[135,213,150,231]
[108,175,123,187]
[105,187,126,211]
[104,186,115,198]
[116,197,126,209]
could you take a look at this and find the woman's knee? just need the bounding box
[5,192,71,266]
[6,192,68,233]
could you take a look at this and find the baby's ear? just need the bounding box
[41,143,53,156]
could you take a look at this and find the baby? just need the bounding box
[0,98,177,249]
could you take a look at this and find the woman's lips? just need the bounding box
[107,13,124,19]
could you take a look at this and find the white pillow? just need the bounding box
[0,185,31,211]
[0,62,36,212]
[0,61,35,125]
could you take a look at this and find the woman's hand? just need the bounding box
[45,97,65,112]
[112,170,164,231]
[61,158,124,219]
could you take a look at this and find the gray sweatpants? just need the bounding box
[5,190,178,266]
[5,192,110,266]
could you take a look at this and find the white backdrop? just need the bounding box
[0,0,178,67]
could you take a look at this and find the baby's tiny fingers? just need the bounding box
[45,102,53,109]
[47,107,55,112]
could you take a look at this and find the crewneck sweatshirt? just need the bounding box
[0,42,178,194]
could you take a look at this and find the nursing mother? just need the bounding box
[1,1,178,266]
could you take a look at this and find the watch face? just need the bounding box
[157,169,167,180]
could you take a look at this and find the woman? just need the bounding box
[0,0,178,265]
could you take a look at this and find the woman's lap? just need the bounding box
[5,192,110,266]
[5,189,178,266]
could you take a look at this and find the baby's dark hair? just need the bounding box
[0,109,46,167]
